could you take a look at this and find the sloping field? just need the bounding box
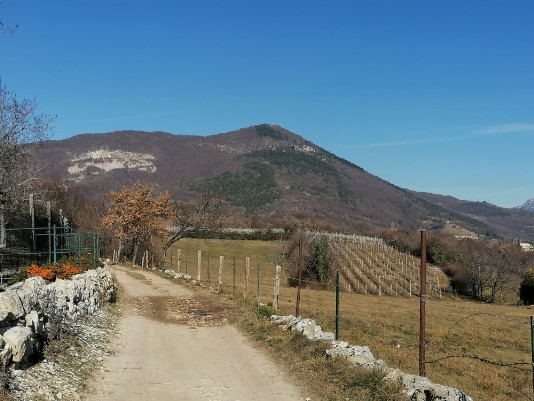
[165,238,531,401]
[329,235,450,297]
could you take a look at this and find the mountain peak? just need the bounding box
[30,124,534,239]
[518,198,534,212]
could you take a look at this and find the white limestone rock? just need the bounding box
[385,369,473,401]
[0,291,25,324]
[0,343,12,367]
[327,342,384,368]
[13,276,47,314]
[3,326,33,363]
[25,310,44,336]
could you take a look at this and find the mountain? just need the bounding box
[30,124,534,240]
[518,199,534,212]
[412,191,534,241]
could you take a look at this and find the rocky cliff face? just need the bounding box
[67,149,157,181]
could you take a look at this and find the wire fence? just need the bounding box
[159,243,533,401]
[0,226,103,280]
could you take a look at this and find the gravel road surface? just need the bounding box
[86,265,305,401]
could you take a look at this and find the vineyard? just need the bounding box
[164,232,451,298]
[162,237,532,401]
[325,233,450,297]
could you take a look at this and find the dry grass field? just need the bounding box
[166,239,532,401]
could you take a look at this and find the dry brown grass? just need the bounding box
[272,288,532,401]
[239,308,404,401]
[169,238,533,401]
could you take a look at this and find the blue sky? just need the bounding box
[1,1,533,208]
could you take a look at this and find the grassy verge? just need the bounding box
[238,301,404,401]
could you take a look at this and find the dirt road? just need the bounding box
[86,265,305,401]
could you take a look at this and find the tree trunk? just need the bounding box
[160,231,185,268]
[117,239,123,262]
[132,242,139,265]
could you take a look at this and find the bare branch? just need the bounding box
[0,84,54,198]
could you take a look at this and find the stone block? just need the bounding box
[3,326,33,363]
[14,276,47,314]
[0,344,12,367]
[0,291,25,324]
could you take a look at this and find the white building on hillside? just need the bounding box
[520,242,534,252]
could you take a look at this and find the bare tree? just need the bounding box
[463,243,514,302]
[40,179,106,232]
[0,83,54,244]
[0,3,18,35]
[161,190,228,267]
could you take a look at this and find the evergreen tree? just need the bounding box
[519,268,534,305]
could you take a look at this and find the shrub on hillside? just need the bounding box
[306,235,332,283]
[286,233,332,288]
[519,268,534,305]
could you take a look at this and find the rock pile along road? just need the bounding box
[86,265,305,401]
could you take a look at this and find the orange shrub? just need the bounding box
[56,263,83,279]
[27,264,56,281]
[26,261,84,282]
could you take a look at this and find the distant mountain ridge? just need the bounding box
[30,124,534,240]
[518,199,534,212]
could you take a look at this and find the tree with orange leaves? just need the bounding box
[102,182,172,266]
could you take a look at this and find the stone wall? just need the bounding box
[0,265,115,367]
[269,315,473,401]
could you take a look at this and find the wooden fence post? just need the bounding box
[245,257,250,298]
[218,256,224,292]
[197,250,202,281]
[273,265,281,310]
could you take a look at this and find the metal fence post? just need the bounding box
[335,271,340,341]
[47,202,51,263]
[296,240,303,317]
[531,316,534,398]
[93,233,97,266]
[419,230,427,377]
[53,225,57,263]
[96,233,100,262]
[77,232,81,269]
[257,261,260,307]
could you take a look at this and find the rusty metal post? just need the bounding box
[531,316,534,398]
[47,201,51,263]
[296,239,303,317]
[419,230,427,377]
[335,271,340,341]
[29,194,35,253]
